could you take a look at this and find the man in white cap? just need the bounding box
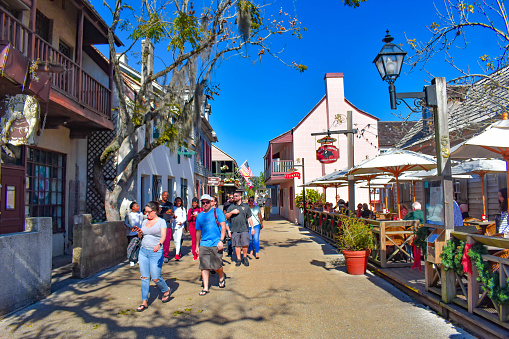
[195,194,226,295]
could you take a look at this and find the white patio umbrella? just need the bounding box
[449,159,507,216]
[451,114,509,213]
[350,149,436,219]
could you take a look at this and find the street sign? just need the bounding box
[207,177,220,186]
[316,144,339,164]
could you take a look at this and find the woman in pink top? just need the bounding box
[187,197,202,260]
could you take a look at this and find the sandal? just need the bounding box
[199,290,209,296]
[137,304,148,312]
[162,291,171,303]
[218,278,226,288]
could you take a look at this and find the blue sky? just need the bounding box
[94,0,500,176]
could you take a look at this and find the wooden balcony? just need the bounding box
[265,159,294,185]
[0,7,113,132]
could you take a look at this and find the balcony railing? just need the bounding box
[0,7,111,118]
[264,159,294,182]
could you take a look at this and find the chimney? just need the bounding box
[324,73,345,127]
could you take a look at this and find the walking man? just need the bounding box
[195,194,226,295]
[225,191,254,266]
[159,191,174,263]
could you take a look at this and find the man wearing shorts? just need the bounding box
[225,191,254,267]
[195,194,226,295]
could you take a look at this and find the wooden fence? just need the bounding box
[303,210,419,268]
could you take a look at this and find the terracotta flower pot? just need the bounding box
[343,249,370,275]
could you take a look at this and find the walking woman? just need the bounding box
[173,197,187,260]
[187,197,202,260]
[248,196,263,259]
[135,201,171,312]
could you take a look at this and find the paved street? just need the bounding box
[0,216,473,338]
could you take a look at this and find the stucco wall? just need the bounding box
[0,217,52,317]
[36,0,78,56]
[82,52,109,88]
[72,214,127,279]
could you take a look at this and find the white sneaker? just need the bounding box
[130,262,135,267]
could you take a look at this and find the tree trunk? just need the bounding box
[105,189,121,221]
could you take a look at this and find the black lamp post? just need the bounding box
[373,30,437,110]
[373,30,407,109]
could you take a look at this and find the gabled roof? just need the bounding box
[212,145,237,166]
[269,130,293,144]
[396,67,509,150]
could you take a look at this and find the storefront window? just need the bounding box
[26,148,66,233]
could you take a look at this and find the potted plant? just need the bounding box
[337,216,374,275]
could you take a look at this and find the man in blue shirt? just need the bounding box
[195,194,226,295]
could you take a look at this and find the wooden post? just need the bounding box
[77,10,83,102]
[28,0,37,60]
[425,261,434,291]
[380,221,387,268]
[347,110,355,214]
[466,236,479,313]
[500,261,509,322]
[441,263,456,303]
[431,77,455,303]
[481,173,486,216]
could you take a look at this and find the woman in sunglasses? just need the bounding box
[134,201,171,312]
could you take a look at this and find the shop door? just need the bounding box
[0,166,26,234]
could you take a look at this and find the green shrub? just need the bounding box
[337,216,374,251]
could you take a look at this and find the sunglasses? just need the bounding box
[201,200,211,205]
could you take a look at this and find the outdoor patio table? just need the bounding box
[468,221,496,235]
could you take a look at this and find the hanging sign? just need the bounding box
[284,171,301,179]
[317,136,337,144]
[0,94,40,146]
[316,144,339,164]
[207,177,220,186]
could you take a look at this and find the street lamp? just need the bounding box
[373,30,407,109]
[373,30,438,111]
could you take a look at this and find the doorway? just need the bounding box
[0,166,26,234]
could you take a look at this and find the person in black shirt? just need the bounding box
[361,203,371,218]
[159,191,174,263]
[225,191,254,267]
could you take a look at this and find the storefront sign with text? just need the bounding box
[284,172,301,179]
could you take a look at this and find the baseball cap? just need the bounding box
[200,194,212,201]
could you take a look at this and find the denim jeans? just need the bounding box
[139,247,169,301]
[248,224,261,254]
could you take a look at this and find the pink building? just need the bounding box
[264,73,379,223]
